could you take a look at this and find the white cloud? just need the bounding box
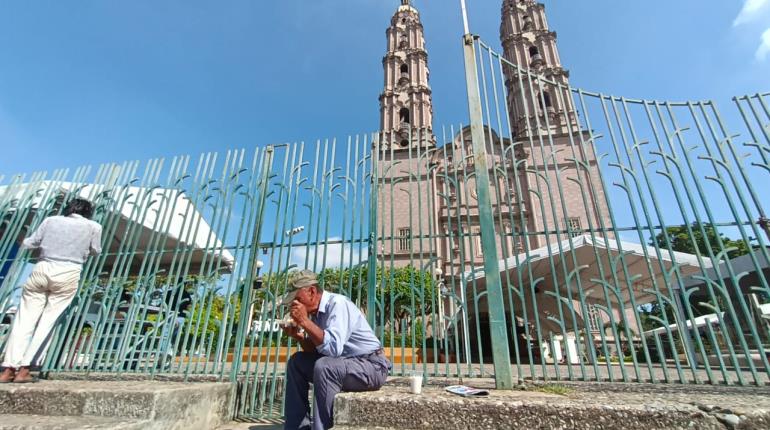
[756,27,770,61]
[734,0,770,26]
[290,237,368,270]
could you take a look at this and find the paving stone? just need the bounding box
[716,413,741,428]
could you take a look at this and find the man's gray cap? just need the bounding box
[280,270,321,305]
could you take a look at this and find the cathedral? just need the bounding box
[377,0,610,278]
[374,1,627,356]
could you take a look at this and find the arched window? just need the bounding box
[399,108,411,124]
[538,92,554,112]
[400,64,409,76]
[522,15,533,30]
[528,46,539,58]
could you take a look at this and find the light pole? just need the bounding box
[246,260,265,336]
[216,260,264,367]
[434,267,446,339]
[459,0,470,35]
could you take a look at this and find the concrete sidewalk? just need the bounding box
[218,378,770,429]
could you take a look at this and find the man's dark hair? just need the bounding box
[63,198,94,219]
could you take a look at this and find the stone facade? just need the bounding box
[379,0,435,151]
[378,0,610,272]
[499,0,611,250]
[376,1,621,340]
[376,1,436,270]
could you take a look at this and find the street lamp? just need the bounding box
[216,259,266,367]
[253,260,265,288]
[247,260,265,336]
[286,226,305,237]
[434,268,446,339]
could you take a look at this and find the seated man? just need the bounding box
[282,270,390,430]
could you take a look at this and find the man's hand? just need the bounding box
[282,326,304,343]
[290,300,310,326]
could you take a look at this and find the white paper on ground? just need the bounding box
[445,385,490,397]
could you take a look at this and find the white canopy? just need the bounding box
[0,181,235,274]
[461,235,712,333]
[643,312,724,336]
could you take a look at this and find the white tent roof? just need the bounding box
[0,181,235,273]
[643,312,724,336]
[460,235,712,333]
[644,303,770,336]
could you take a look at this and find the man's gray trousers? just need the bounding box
[284,350,390,430]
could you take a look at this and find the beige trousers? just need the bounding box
[2,260,81,369]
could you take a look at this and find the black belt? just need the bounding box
[363,349,384,357]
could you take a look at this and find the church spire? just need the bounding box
[379,0,435,150]
[500,0,577,138]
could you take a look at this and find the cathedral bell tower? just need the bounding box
[499,0,612,253]
[379,0,435,150]
[500,0,578,138]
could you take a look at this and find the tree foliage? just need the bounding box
[650,222,751,260]
[184,290,241,347]
[638,302,677,332]
[254,265,437,335]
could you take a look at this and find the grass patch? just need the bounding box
[532,384,573,396]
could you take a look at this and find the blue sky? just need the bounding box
[0,0,768,175]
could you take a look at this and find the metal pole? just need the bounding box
[230,147,274,380]
[459,276,472,369]
[672,285,698,368]
[461,33,513,389]
[459,0,470,35]
[367,136,380,329]
[243,262,263,339]
[760,217,770,243]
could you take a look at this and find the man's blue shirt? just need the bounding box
[312,291,381,358]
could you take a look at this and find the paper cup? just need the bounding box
[278,314,296,328]
[409,370,423,394]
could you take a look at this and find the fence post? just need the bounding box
[461,33,513,389]
[367,135,380,330]
[231,146,274,381]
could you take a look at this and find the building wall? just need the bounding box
[376,149,437,269]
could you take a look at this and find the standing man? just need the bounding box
[281,270,390,430]
[0,198,102,383]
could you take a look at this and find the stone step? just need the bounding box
[334,382,770,430]
[0,380,231,429]
[0,414,150,430]
[334,427,399,430]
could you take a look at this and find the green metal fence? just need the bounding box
[458,37,770,389]
[0,40,769,423]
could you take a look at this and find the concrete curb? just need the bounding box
[335,382,770,430]
[0,380,232,430]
